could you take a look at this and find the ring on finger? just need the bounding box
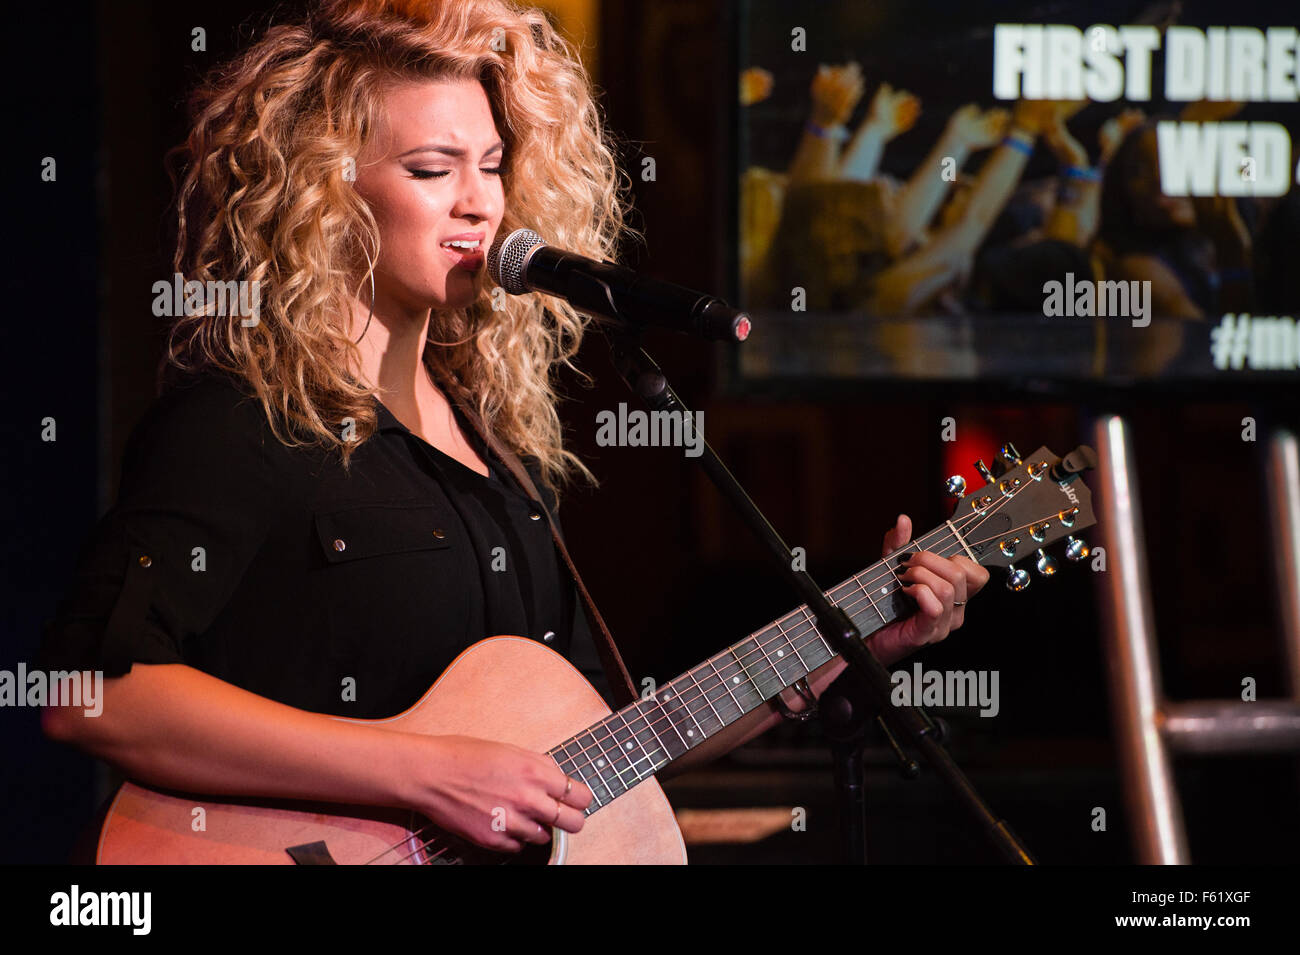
[552,801,562,826]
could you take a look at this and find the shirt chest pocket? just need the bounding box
[313,501,455,563]
[310,501,475,671]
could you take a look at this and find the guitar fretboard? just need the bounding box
[548,527,959,813]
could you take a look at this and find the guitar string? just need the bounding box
[372,475,1072,863]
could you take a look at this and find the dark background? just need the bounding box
[5,0,1298,864]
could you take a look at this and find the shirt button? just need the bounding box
[333,539,346,552]
[542,630,556,643]
[138,555,152,568]
[432,528,446,539]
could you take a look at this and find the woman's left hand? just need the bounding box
[869,513,989,663]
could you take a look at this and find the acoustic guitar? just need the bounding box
[95,443,1097,864]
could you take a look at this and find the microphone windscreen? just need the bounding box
[487,228,545,293]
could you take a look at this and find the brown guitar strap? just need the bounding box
[452,397,638,709]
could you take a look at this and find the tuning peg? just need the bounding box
[945,475,966,498]
[1006,562,1030,592]
[1064,535,1090,562]
[974,459,995,484]
[1000,442,1022,467]
[1034,548,1057,577]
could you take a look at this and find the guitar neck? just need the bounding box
[549,522,967,813]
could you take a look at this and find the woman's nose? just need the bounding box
[452,169,500,223]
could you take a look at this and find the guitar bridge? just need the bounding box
[285,840,338,865]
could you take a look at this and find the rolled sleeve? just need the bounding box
[38,375,282,676]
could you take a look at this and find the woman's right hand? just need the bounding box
[399,734,594,853]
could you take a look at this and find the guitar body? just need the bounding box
[96,637,688,865]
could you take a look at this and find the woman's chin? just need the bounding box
[429,276,485,311]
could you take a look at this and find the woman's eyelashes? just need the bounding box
[407,167,503,179]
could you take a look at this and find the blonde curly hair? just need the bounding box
[161,0,633,496]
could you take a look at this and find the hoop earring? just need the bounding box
[353,254,376,344]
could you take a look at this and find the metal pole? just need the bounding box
[1093,414,1188,864]
[1266,429,1300,699]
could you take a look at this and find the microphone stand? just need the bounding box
[602,322,1035,865]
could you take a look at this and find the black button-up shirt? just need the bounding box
[38,371,614,718]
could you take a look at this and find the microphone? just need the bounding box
[487,228,751,342]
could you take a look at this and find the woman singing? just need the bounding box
[39,0,987,860]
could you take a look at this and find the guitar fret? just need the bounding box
[704,656,746,722]
[747,633,788,699]
[781,611,818,675]
[629,701,670,779]
[773,617,810,675]
[588,719,635,793]
[681,669,725,738]
[796,607,831,659]
[550,739,581,777]
[864,563,896,614]
[566,733,611,808]
[631,698,672,772]
[851,567,886,623]
[722,645,768,710]
[668,683,709,747]
[766,623,809,687]
[782,607,813,660]
[557,745,611,814]
[609,707,657,782]
[655,685,694,759]
[580,728,624,802]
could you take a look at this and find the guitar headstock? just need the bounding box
[946,443,1098,591]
